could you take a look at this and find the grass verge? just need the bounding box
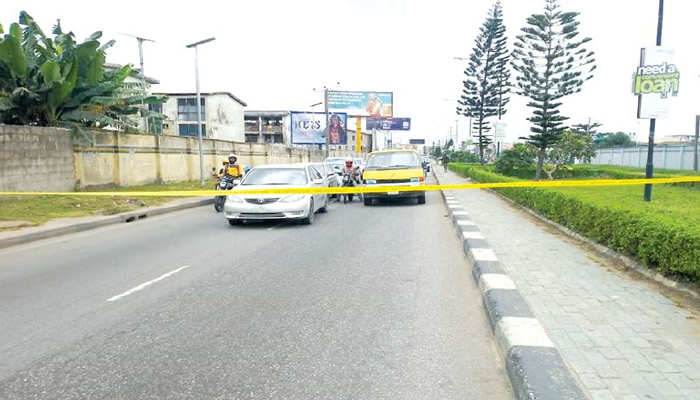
[0,179,214,227]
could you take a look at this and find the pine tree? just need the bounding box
[511,0,596,179]
[457,1,510,165]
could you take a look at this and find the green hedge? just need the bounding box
[494,164,697,190]
[449,163,700,282]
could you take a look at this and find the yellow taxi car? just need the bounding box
[362,149,426,205]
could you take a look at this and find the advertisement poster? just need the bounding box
[290,111,348,145]
[327,91,393,117]
[634,47,680,119]
[366,117,411,131]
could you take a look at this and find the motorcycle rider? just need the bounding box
[342,157,360,184]
[223,153,244,179]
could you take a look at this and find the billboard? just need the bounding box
[409,139,425,145]
[290,111,348,145]
[634,47,680,119]
[366,117,411,131]
[327,91,393,117]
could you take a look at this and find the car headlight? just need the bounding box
[280,194,305,203]
[365,179,377,184]
[227,195,244,203]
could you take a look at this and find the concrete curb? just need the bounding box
[435,171,589,400]
[0,198,213,250]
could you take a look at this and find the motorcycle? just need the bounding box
[341,172,361,204]
[214,174,240,212]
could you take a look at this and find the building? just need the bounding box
[244,111,290,144]
[105,63,160,132]
[154,92,247,141]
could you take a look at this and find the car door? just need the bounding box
[308,166,324,210]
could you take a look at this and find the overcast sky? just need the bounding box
[2,0,699,145]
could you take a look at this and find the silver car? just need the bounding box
[224,163,329,225]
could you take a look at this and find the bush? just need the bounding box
[449,163,700,282]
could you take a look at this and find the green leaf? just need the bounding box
[0,24,27,77]
[86,49,105,84]
[39,60,61,83]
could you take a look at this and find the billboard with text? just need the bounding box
[290,111,348,145]
[367,117,411,131]
[327,91,393,117]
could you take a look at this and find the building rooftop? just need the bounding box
[155,92,247,107]
[245,111,291,117]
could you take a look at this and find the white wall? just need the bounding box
[592,145,699,171]
[206,94,245,142]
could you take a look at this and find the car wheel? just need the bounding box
[319,195,328,213]
[228,219,241,226]
[418,195,426,205]
[364,197,372,206]
[302,199,315,225]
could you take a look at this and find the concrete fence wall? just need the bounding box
[592,145,699,171]
[0,126,75,191]
[0,125,359,191]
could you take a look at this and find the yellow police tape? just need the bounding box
[0,177,698,197]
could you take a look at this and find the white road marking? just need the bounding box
[462,231,485,240]
[447,204,463,209]
[452,211,469,216]
[106,265,191,302]
[479,273,516,292]
[497,317,555,348]
[456,220,476,226]
[470,248,499,262]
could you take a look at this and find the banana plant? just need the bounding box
[0,11,165,132]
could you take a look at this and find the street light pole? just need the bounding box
[324,88,330,157]
[694,115,699,171]
[186,37,216,188]
[643,0,664,202]
[120,33,155,133]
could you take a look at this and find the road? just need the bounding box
[0,183,514,400]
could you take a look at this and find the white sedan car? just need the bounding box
[223,164,329,225]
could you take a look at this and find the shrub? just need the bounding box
[449,163,700,282]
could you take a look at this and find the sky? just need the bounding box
[2,0,699,145]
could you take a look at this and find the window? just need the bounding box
[245,116,260,132]
[241,168,308,185]
[308,166,322,181]
[177,98,205,121]
[179,124,205,137]
[245,134,259,143]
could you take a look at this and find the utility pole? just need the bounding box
[120,33,155,133]
[314,83,340,158]
[455,119,459,150]
[324,88,330,157]
[186,37,216,188]
[694,115,699,171]
[643,0,664,202]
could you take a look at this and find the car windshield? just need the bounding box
[241,168,308,185]
[365,152,420,169]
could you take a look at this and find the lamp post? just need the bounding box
[643,0,664,202]
[310,102,322,150]
[313,83,340,157]
[186,37,215,188]
[120,33,155,132]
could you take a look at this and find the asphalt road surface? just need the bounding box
[0,183,514,400]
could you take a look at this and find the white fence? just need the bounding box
[592,145,699,170]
